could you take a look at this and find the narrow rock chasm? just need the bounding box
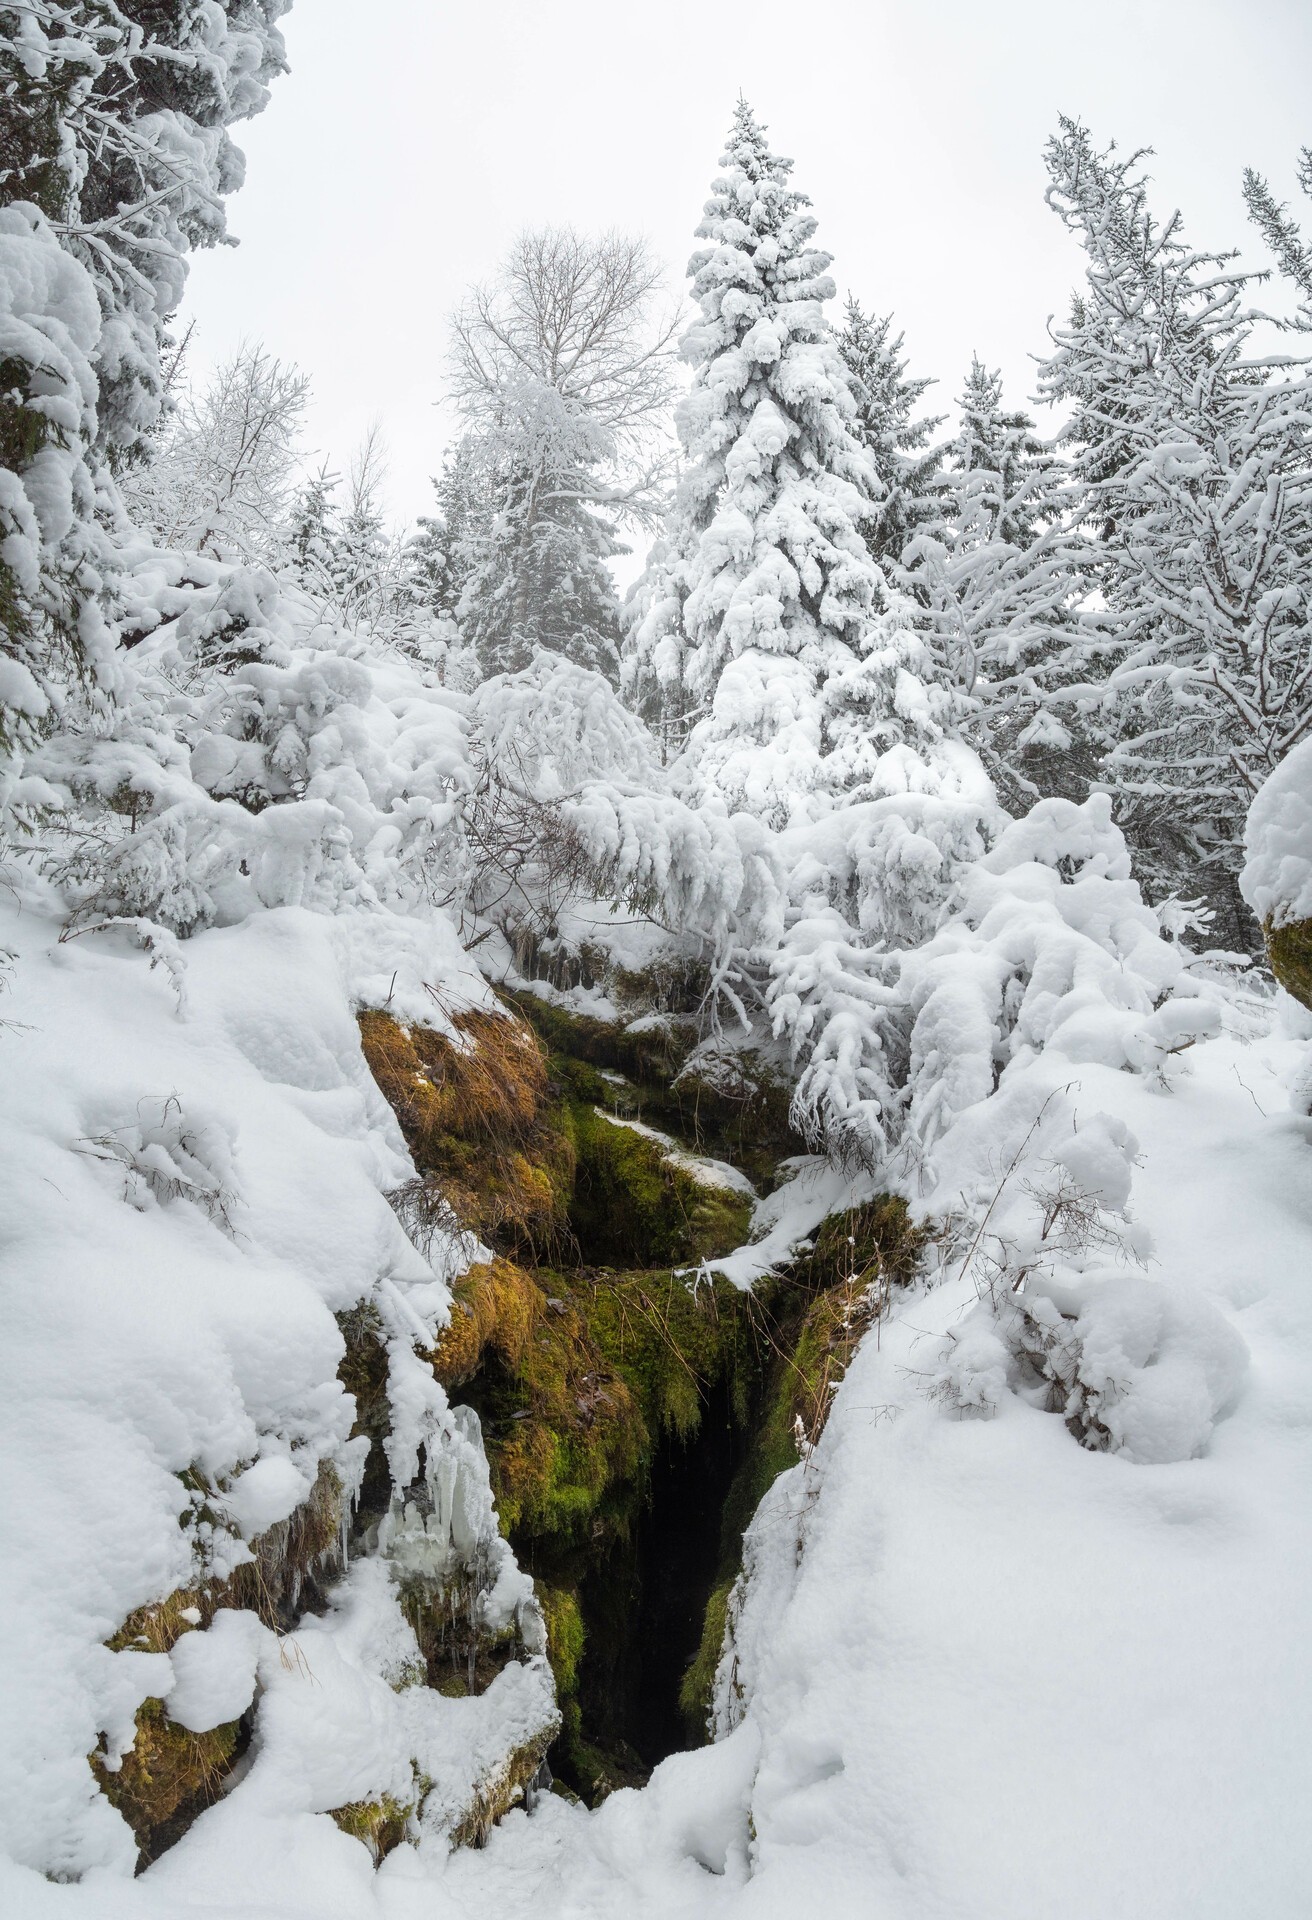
[354,990,923,1809]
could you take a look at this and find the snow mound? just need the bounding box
[942,1273,1250,1463]
[1242,736,1312,927]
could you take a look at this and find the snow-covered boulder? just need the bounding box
[1242,738,1312,1006]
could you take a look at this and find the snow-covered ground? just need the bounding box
[4,883,1309,1916]
[429,1024,1312,1920]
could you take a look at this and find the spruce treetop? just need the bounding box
[627,100,965,824]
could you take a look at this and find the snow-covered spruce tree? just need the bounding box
[1243,147,1312,312]
[405,439,484,625]
[285,462,342,594]
[1038,119,1312,941]
[446,226,675,682]
[627,98,960,825]
[836,295,945,569]
[621,102,1001,1166]
[1,2,289,463]
[902,357,1100,814]
[946,356,1056,551]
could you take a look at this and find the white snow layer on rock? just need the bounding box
[1242,734,1312,926]
[0,887,544,1888]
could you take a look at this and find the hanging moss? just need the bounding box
[428,1255,543,1391]
[537,1581,586,1703]
[1265,914,1312,1011]
[328,1794,413,1864]
[468,1285,645,1543]
[448,1734,558,1849]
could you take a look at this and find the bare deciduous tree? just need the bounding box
[443,227,678,678]
[122,342,308,561]
[449,226,678,454]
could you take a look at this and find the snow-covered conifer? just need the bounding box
[1038,119,1312,936]
[1,2,290,461]
[0,4,290,820]
[903,358,1095,812]
[837,296,944,568]
[1242,148,1312,309]
[286,464,343,594]
[628,100,931,823]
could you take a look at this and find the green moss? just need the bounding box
[452,1268,643,1545]
[1266,914,1312,1011]
[568,1103,752,1269]
[328,1793,413,1864]
[801,1194,930,1293]
[91,1701,241,1868]
[679,1578,733,1739]
[508,989,801,1189]
[537,1581,586,1700]
[677,1194,932,1745]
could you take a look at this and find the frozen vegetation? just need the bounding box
[2,8,1312,1918]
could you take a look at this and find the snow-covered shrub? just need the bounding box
[466,652,784,975]
[78,1093,236,1233]
[769,786,1220,1172]
[942,1274,1249,1463]
[897,794,1221,1153]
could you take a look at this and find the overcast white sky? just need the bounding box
[182,0,1312,530]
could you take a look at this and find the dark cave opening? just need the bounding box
[570,1370,752,1775]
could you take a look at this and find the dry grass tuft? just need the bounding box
[359,1008,574,1254]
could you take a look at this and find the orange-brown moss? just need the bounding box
[428,1256,543,1391]
[358,1008,574,1255]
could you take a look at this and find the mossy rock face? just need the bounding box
[93,1458,353,1861]
[464,1277,645,1544]
[91,1701,241,1868]
[537,1581,586,1700]
[1265,914,1312,1010]
[357,983,929,1799]
[398,1566,522,1696]
[568,1104,752,1270]
[507,990,801,1189]
[678,1578,733,1739]
[677,1195,931,1743]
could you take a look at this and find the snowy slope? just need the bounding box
[431,1023,1312,1920]
[5,962,1309,1917]
[0,888,553,1897]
